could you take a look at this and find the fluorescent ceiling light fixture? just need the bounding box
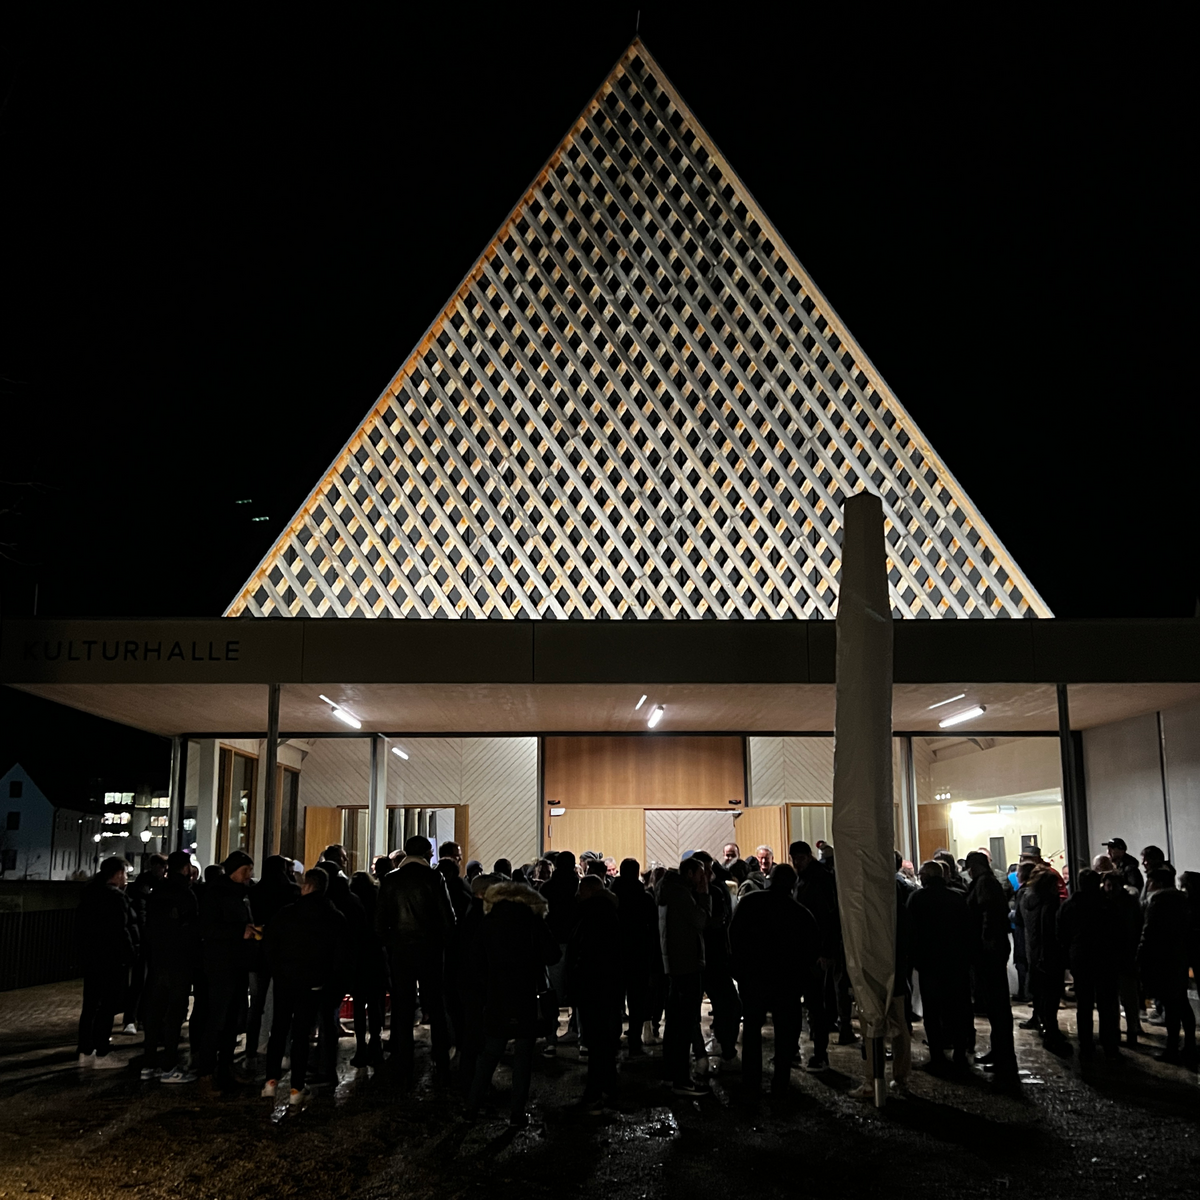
[319,694,362,730]
[391,747,409,760]
[549,807,566,817]
[939,705,986,729]
[634,694,648,711]
[647,704,665,728]
[927,693,966,711]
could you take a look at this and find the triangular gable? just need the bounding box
[228,40,1050,620]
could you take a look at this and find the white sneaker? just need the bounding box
[289,1087,308,1106]
[77,1053,95,1068]
[261,1080,278,1098]
[159,1068,197,1084]
[139,1067,162,1081]
[643,1021,659,1046]
[93,1053,125,1070]
[121,1024,138,1036]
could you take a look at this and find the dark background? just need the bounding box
[0,6,1193,796]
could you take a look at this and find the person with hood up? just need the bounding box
[262,868,350,1104]
[1138,868,1196,1065]
[539,849,579,1056]
[141,850,201,1082]
[244,854,300,1070]
[611,857,657,1058]
[729,863,819,1097]
[907,859,972,1076]
[656,856,712,1097]
[466,876,560,1126]
[376,835,456,1079]
[1057,868,1120,1057]
[567,875,623,1112]
[75,856,137,1070]
[196,850,256,1089]
[1019,864,1071,1055]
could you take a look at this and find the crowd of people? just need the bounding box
[73,832,1199,1124]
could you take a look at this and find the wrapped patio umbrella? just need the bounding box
[831,490,896,1107]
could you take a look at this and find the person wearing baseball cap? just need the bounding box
[1101,838,1144,895]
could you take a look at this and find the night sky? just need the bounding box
[0,7,1193,793]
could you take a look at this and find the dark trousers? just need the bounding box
[467,1034,534,1120]
[802,966,830,1059]
[245,967,271,1058]
[702,959,742,1055]
[266,982,322,1090]
[197,969,247,1080]
[619,961,649,1050]
[122,954,147,1027]
[143,965,191,1070]
[920,967,973,1056]
[390,945,449,1074]
[1030,964,1064,1035]
[578,998,620,1099]
[647,963,667,1028]
[740,981,800,1091]
[1073,966,1120,1050]
[353,979,386,1056]
[664,971,703,1085]
[976,953,1016,1070]
[77,962,126,1057]
[1117,965,1142,1038]
[824,953,854,1034]
[1159,974,1197,1052]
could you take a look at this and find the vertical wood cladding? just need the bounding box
[543,735,744,809]
[228,41,1048,624]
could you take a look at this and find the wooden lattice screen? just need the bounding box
[227,40,1050,621]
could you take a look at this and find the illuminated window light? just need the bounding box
[634,695,648,711]
[927,693,966,711]
[647,704,665,728]
[391,747,409,760]
[938,705,986,729]
[319,694,363,730]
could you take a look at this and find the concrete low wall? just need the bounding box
[0,881,87,991]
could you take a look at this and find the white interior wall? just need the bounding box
[930,737,1061,801]
[1082,713,1167,864]
[1161,699,1200,871]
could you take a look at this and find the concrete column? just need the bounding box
[261,683,281,860]
[368,735,387,864]
[194,739,221,869]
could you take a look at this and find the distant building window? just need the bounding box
[5,812,19,831]
[8,781,22,799]
[1,848,16,872]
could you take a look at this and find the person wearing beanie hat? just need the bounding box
[196,851,255,1089]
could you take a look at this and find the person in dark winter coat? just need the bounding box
[567,876,623,1110]
[964,850,1018,1079]
[142,851,200,1080]
[1101,870,1144,1044]
[263,867,351,1100]
[348,871,389,1067]
[1020,866,1070,1053]
[730,863,819,1094]
[1138,869,1196,1065]
[75,857,136,1068]
[685,850,741,1063]
[1010,861,1033,1001]
[122,854,166,1031]
[656,858,711,1095]
[736,856,767,896]
[375,835,456,1077]
[453,873,498,1094]
[611,858,657,1057]
[1103,838,1144,895]
[790,841,842,1061]
[540,850,580,1053]
[466,879,560,1126]
[244,855,300,1066]
[197,850,256,1087]
[907,860,973,1073]
[1057,869,1120,1056]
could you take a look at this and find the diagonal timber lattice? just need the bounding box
[228,41,1050,622]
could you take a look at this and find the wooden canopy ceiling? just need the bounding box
[226,39,1049,624]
